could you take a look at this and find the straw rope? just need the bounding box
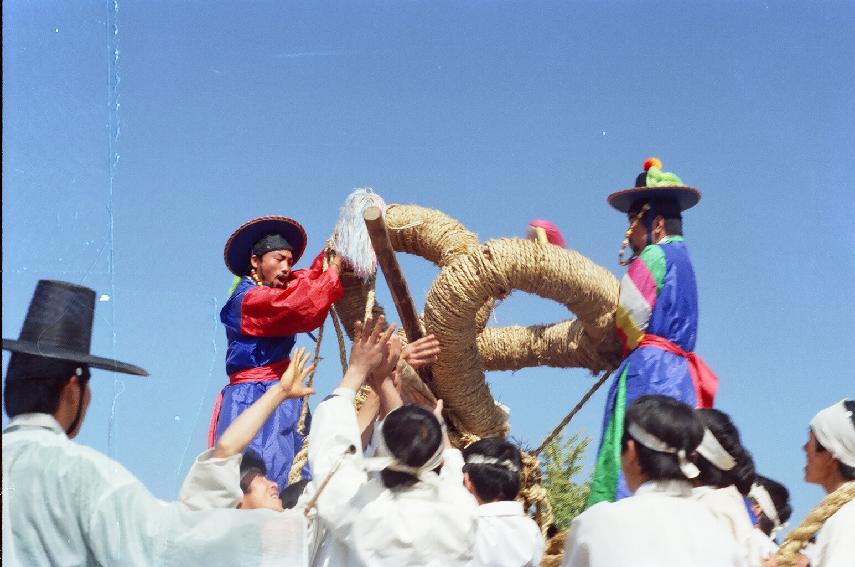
[519,451,555,537]
[533,371,613,457]
[363,275,377,323]
[330,306,348,372]
[287,317,327,484]
[478,320,620,374]
[385,204,479,266]
[775,480,855,566]
[540,531,567,567]
[335,204,621,439]
[423,238,619,436]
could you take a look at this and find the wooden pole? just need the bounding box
[363,206,425,344]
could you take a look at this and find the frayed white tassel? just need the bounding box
[332,187,386,282]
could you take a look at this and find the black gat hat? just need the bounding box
[3,280,148,380]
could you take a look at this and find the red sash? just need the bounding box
[637,334,717,408]
[206,358,291,447]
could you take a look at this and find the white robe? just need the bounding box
[178,448,243,510]
[750,528,779,562]
[308,389,479,566]
[468,500,544,567]
[692,485,761,566]
[2,413,307,567]
[562,480,747,567]
[810,498,855,567]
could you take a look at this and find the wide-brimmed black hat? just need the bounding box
[607,158,701,213]
[223,216,308,276]
[3,280,149,380]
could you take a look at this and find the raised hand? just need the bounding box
[277,347,316,399]
[349,316,397,375]
[368,334,402,390]
[401,334,440,369]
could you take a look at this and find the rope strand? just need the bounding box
[534,370,612,457]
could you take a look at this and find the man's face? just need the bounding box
[628,214,649,256]
[803,430,834,485]
[251,249,294,288]
[241,474,284,512]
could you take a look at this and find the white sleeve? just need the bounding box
[86,479,309,566]
[562,514,592,567]
[439,448,465,485]
[814,502,855,567]
[178,448,243,510]
[307,392,368,533]
[530,519,546,566]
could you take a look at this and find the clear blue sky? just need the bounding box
[3,1,853,534]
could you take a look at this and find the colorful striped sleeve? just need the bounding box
[614,244,666,353]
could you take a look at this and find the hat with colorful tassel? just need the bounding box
[607,157,700,213]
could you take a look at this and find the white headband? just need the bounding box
[810,399,855,468]
[696,429,737,472]
[627,422,700,479]
[749,483,783,533]
[464,454,520,473]
[363,430,445,487]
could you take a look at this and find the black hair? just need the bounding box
[813,400,855,481]
[280,478,309,509]
[379,404,443,489]
[251,234,293,259]
[695,409,756,495]
[752,475,792,537]
[621,395,704,482]
[4,354,80,418]
[628,198,684,237]
[239,450,268,494]
[462,438,523,502]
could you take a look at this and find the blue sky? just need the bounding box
[3,1,853,533]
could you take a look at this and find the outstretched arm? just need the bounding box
[240,252,344,337]
[367,333,404,416]
[213,347,315,458]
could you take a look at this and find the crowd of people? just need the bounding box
[3,159,853,566]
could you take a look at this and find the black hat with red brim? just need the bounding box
[224,216,308,276]
[3,280,149,379]
[607,158,701,213]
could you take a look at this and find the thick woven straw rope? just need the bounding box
[775,480,855,566]
[423,237,619,436]
[336,204,621,437]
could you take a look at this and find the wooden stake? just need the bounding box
[363,206,424,344]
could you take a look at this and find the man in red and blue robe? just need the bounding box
[209,216,343,490]
[588,159,719,506]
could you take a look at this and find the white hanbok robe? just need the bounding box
[468,500,544,567]
[809,498,855,567]
[178,448,243,510]
[308,389,479,567]
[750,528,779,562]
[2,413,307,567]
[562,480,747,567]
[692,485,761,566]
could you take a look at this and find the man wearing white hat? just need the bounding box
[797,400,855,566]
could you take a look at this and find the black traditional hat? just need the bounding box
[223,216,308,276]
[2,280,149,380]
[607,158,701,213]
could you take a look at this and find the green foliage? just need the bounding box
[540,432,591,531]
